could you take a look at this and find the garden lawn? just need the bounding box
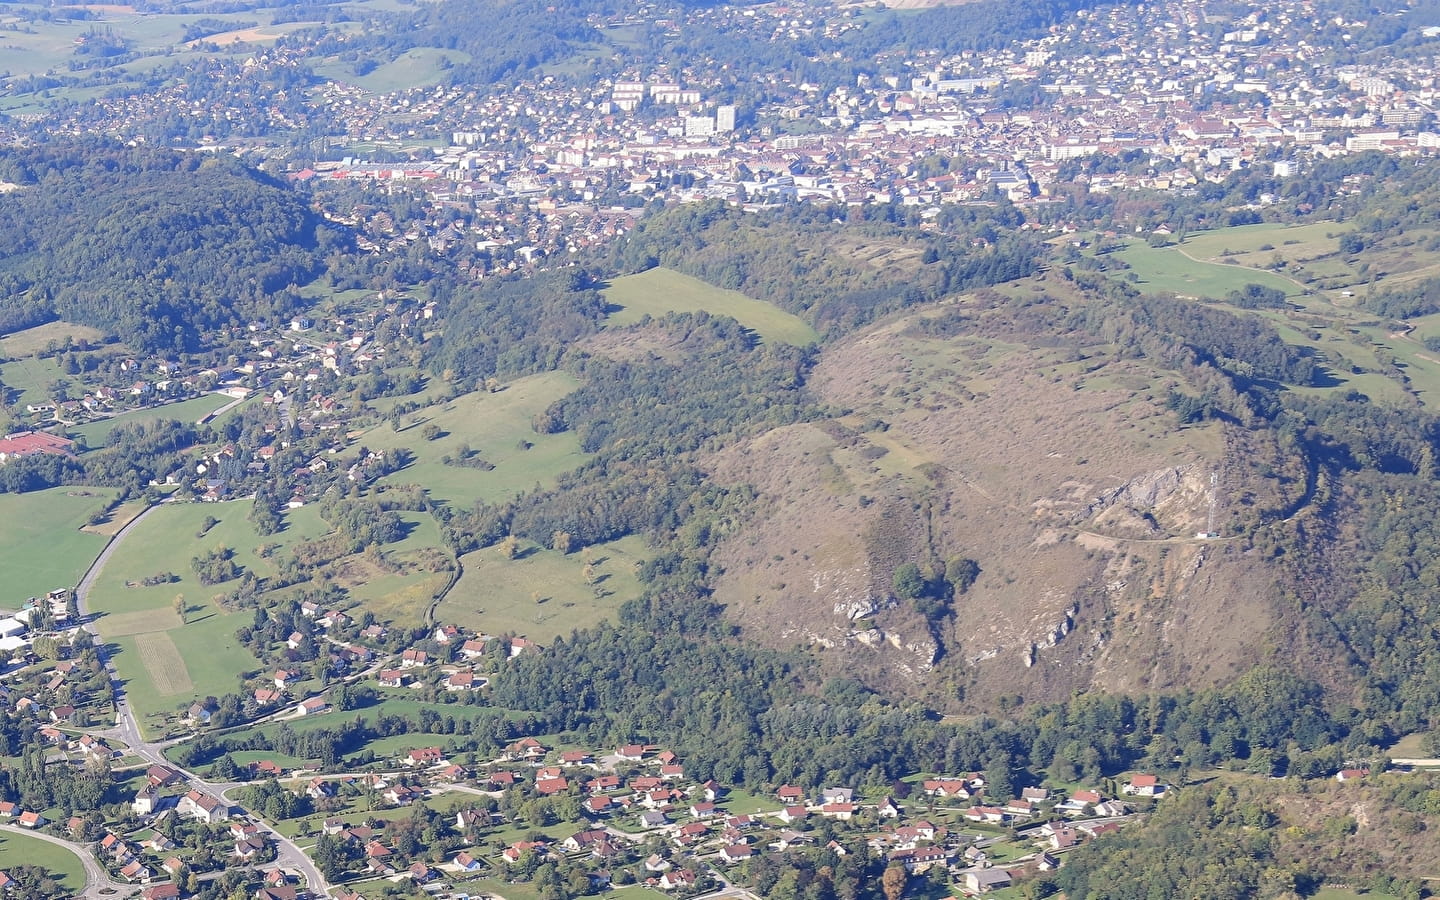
[0,827,86,889]
[603,267,820,346]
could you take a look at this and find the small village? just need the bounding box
[0,597,1179,900]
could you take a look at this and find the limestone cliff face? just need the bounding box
[706,305,1296,709]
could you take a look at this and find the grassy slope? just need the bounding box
[0,321,107,359]
[0,356,66,409]
[0,486,114,606]
[312,47,472,93]
[1109,239,1299,299]
[71,393,234,446]
[603,267,820,346]
[366,371,587,509]
[1119,224,1440,408]
[440,534,647,641]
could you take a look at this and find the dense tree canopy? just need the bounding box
[0,141,342,351]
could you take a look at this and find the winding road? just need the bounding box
[0,823,134,900]
[74,503,332,898]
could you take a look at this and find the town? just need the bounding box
[14,0,1438,274]
[0,0,1429,898]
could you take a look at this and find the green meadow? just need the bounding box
[0,828,85,889]
[71,393,235,446]
[603,267,820,346]
[0,486,114,607]
[366,371,588,509]
[440,534,648,642]
[1108,239,1299,300]
[89,502,332,733]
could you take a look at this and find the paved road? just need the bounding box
[74,503,332,898]
[199,391,250,425]
[0,823,137,900]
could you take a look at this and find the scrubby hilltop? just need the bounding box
[704,270,1324,710]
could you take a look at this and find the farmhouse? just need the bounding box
[963,867,1013,893]
[296,696,330,716]
[178,790,230,823]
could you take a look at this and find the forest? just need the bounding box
[0,143,341,351]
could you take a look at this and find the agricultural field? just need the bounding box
[0,828,86,889]
[441,534,648,642]
[0,486,114,607]
[366,371,588,509]
[603,267,820,346]
[80,496,150,537]
[88,501,334,733]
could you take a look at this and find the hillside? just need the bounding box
[0,142,337,351]
[706,271,1317,708]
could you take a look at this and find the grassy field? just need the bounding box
[0,828,86,888]
[0,321,108,359]
[366,372,588,509]
[89,502,333,733]
[1107,239,1300,299]
[71,393,235,446]
[1177,221,1349,259]
[313,46,471,92]
[603,268,820,346]
[89,501,327,617]
[334,511,452,623]
[0,355,67,409]
[0,486,115,605]
[441,534,647,641]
